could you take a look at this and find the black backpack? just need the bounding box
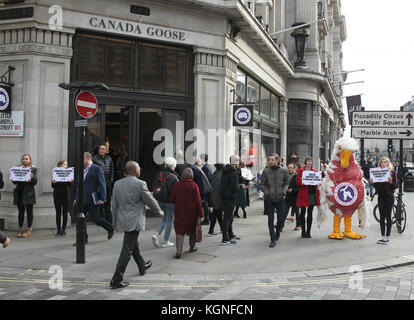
[153,171,173,202]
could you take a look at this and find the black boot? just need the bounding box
[300,215,306,238]
[242,208,247,219]
[275,228,280,241]
[234,207,240,218]
[306,217,313,238]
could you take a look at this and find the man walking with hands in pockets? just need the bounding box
[260,153,289,248]
[110,161,164,289]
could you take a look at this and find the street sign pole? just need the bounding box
[72,88,86,264]
[399,106,404,195]
[58,82,108,264]
[75,124,86,264]
[360,107,365,167]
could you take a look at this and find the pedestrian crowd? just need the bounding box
[0,148,403,288]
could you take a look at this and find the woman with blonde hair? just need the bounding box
[370,157,398,245]
[12,154,38,238]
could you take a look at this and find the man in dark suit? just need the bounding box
[74,152,114,245]
[200,154,212,225]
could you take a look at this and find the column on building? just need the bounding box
[279,97,288,160]
[0,27,73,230]
[312,101,321,168]
[193,48,238,165]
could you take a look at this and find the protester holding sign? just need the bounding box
[370,157,398,245]
[52,160,73,236]
[12,154,38,238]
[369,167,391,183]
[296,157,320,239]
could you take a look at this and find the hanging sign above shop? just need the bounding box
[0,85,11,113]
[233,105,254,127]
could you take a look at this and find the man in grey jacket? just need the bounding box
[110,161,164,289]
[260,153,289,248]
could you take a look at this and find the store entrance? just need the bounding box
[104,106,129,182]
[83,105,186,187]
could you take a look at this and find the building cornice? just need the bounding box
[0,27,73,58]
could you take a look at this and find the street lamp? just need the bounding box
[290,22,311,70]
[58,81,109,264]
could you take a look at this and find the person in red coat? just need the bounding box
[296,157,320,238]
[169,167,204,258]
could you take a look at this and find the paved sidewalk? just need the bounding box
[0,195,413,301]
[1,196,413,280]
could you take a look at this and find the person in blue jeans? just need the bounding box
[260,154,289,248]
[152,157,179,248]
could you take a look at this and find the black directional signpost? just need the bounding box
[351,111,414,140]
[352,109,411,234]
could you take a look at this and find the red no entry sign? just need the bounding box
[75,91,98,119]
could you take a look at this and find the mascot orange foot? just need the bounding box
[329,216,365,240]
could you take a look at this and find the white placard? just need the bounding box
[370,168,390,183]
[302,171,322,186]
[53,167,74,182]
[10,166,32,182]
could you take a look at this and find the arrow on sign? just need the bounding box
[399,130,413,137]
[406,114,413,126]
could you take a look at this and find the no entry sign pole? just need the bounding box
[58,82,108,264]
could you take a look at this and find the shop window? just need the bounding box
[140,43,165,90]
[260,87,271,118]
[236,70,246,103]
[75,34,134,87]
[74,32,191,94]
[107,40,135,86]
[247,77,260,113]
[271,94,280,123]
[165,48,188,93]
[76,36,106,83]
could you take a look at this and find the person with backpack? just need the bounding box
[152,157,179,248]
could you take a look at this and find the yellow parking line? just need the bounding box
[32,270,46,276]
[19,269,33,276]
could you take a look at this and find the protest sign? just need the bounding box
[52,167,74,182]
[10,166,32,182]
[302,170,322,186]
[370,167,390,183]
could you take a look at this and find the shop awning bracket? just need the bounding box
[0,65,15,87]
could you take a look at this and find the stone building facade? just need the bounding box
[0,0,347,230]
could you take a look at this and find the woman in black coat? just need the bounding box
[0,168,4,201]
[13,154,38,238]
[52,160,72,236]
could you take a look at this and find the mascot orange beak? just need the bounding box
[339,149,353,168]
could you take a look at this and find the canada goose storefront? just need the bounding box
[68,31,195,187]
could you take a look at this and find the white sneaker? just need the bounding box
[162,240,174,247]
[377,237,386,245]
[152,234,160,248]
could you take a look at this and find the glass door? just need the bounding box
[103,105,130,181]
